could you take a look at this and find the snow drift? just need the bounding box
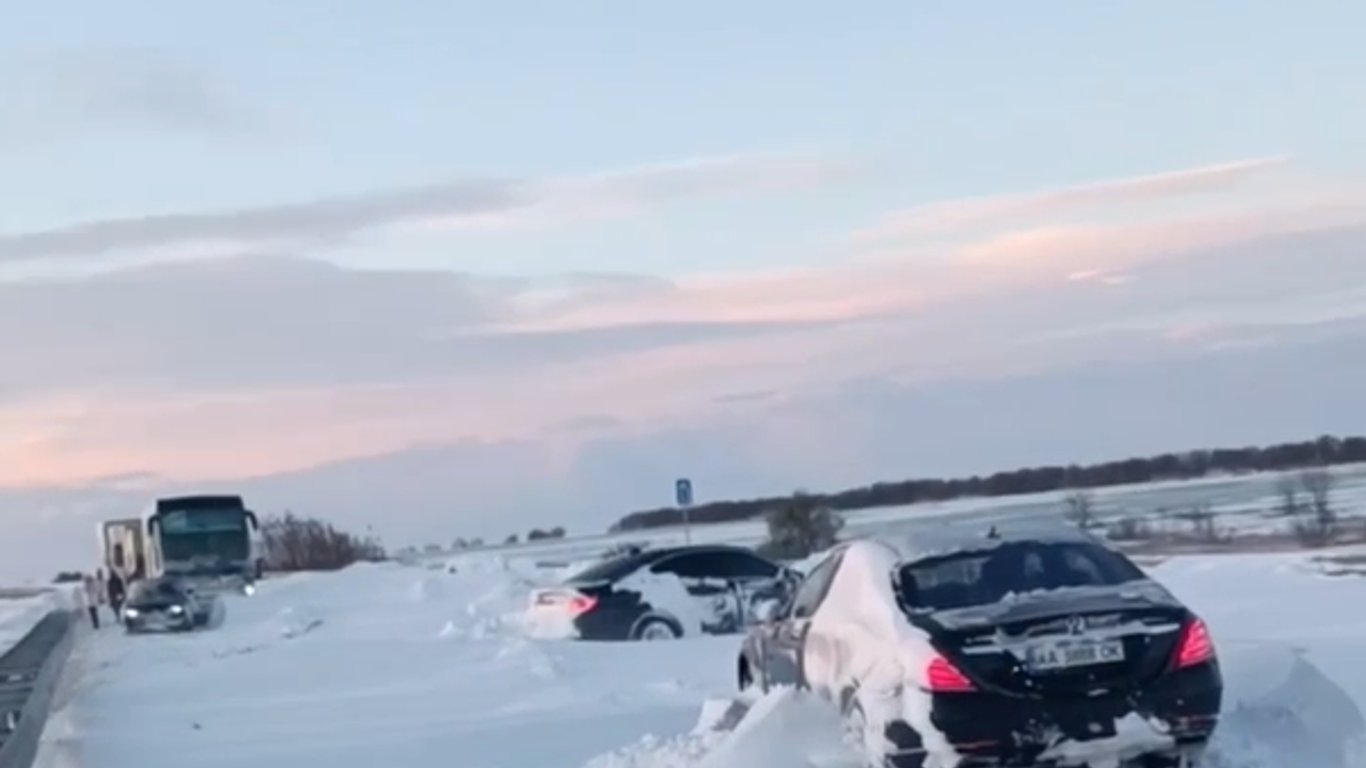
[618,642,1365,768]
[1211,642,1365,768]
[0,589,72,657]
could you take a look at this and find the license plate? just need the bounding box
[1024,639,1126,671]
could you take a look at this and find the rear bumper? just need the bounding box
[924,662,1222,766]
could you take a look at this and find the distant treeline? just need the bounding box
[609,434,1366,532]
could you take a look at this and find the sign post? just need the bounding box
[675,478,694,545]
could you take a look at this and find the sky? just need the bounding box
[3,1,1366,580]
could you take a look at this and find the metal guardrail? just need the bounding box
[0,611,75,768]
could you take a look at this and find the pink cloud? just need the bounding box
[504,194,1366,336]
[853,156,1290,244]
[5,159,1364,490]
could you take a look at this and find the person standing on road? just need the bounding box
[81,574,101,629]
[106,568,127,623]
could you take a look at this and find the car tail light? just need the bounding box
[567,594,598,616]
[925,654,976,692]
[533,590,598,616]
[1173,617,1215,669]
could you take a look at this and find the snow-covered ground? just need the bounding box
[416,463,1366,568]
[1,587,76,657]
[35,545,1366,768]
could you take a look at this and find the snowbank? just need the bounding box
[606,642,1366,768]
[0,589,69,657]
[694,689,854,768]
[1211,642,1366,768]
[636,641,1366,768]
[583,690,856,768]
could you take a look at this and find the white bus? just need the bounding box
[99,495,266,592]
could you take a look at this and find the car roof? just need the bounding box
[563,542,774,585]
[876,521,1105,563]
[633,543,770,563]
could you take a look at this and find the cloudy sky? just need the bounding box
[4,1,1366,580]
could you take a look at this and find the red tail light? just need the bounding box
[567,594,598,616]
[925,654,976,692]
[1173,617,1215,669]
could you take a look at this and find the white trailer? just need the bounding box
[97,517,149,583]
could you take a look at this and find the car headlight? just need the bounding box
[124,608,140,618]
[169,604,185,615]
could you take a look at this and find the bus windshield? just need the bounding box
[157,507,248,534]
[160,531,250,562]
[155,507,252,565]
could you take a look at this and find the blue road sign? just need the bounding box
[675,478,693,507]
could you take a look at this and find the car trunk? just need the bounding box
[527,581,615,618]
[933,597,1187,696]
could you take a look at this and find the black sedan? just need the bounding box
[122,578,215,633]
[526,544,800,641]
[738,525,1222,768]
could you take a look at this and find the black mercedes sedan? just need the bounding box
[738,525,1222,767]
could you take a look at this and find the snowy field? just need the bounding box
[421,464,1366,568]
[0,588,76,657]
[35,545,1366,768]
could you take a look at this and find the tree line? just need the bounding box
[610,434,1366,532]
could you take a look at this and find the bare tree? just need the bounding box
[1293,469,1338,546]
[261,513,385,572]
[759,493,845,559]
[1063,490,1096,529]
[1106,516,1154,542]
[1177,504,1221,543]
[1275,474,1303,517]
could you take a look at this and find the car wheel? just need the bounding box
[632,616,682,641]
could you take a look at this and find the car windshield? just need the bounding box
[896,541,1146,612]
[128,580,184,603]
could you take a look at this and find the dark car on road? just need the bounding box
[526,544,800,641]
[122,577,216,633]
[738,525,1222,767]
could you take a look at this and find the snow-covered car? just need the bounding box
[526,544,801,641]
[737,526,1223,768]
[122,577,217,633]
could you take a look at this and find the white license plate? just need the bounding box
[1024,639,1126,671]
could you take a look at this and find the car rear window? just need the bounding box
[896,541,1146,612]
[563,551,658,584]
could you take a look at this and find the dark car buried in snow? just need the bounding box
[738,526,1222,768]
[526,544,800,641]
[122,577,217,633]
